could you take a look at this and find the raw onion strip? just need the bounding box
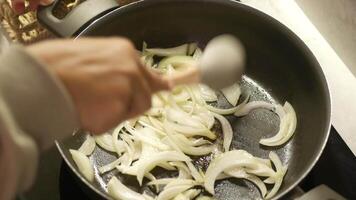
[205,94,250,115]
[260,102,297,146]
[78,135,96,156]
[108,176,145,200]
[221,83,241,106]
[212,113,233,152]
[69,149,94,182]
[234,101,275,117]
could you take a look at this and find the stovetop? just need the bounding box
[21,126,356,200]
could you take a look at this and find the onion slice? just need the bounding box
[172,134,215,156]
[260,102,297,146]
[78,135,96,156]
[225,169,267,197]
[234,101,275,117]
[212,113,233,152]
[145,43,197,57]
[94,133,116,152]
[199,84,218,102]
[136,151,191,185]
[204,150,268,194]
[205,94,250,115]
[98,159,122,174]
[69,149,94,182]
[157,179,197,200]
[221,83,241,106]
[265,152,287,199]
[158,56,195,69]
[108,176,145,200]
[196,196,214,200]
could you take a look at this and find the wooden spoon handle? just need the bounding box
[165,66,201,87]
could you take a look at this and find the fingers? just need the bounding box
[134,55,172,92]
[11,0,54,14]
[120,60,152,119]
[11,0,25,14]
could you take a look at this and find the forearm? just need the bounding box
[0,45,79,199]
[0,45,79,150]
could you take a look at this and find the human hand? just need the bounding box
[26,38,170,134]
[11,0,54,14]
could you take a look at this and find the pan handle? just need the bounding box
[37,0,119,37]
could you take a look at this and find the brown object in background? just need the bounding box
[0,0,137,44]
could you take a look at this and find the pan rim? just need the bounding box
[57,0,332,199]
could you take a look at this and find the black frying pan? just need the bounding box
[38,0,331,199]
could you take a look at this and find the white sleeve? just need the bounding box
[0,45,79,200]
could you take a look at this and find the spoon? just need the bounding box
[167,34,246,89]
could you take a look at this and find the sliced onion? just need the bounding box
[170,162,192,179]
[193,106,215,129]
[263,177,275,184]
[212,113,233,152]
[78,135,96,156]
[165,179,197,188]
[69,149,94,182]
[94,133,116,152]
[157,184,195,200]
[148,178,176,186]
[179,103,215,129]
[166,107,206,129]
[145,172,159,192]
[132,128,170,151]
[225,169,267,197]
[136,151,191,185]
[139,118,166,135]
[112,124,126,155]
[164,120,216,140]
[173,193,189,200]
[196,196,214,200]
[186,161,204,183]
[171,134,215,156]
[108,176,145,200]
[199,84,218,102]
[190,137,213,146]
[173,189,201,200]
[245,167,276,177]
[143,193,156,200]
[204,150,268,194]
[158,56,195,69]
[234,101,275,117]
[193,48,203,60]
[98,158,122,174]
[206,94,250,115]
[182,189,201,199]
[141,55,154,68]
[120,133,136,166]
[265,152,287,199]
[221,83,241,106]
[145,43,197,57]
[260,102,297,146]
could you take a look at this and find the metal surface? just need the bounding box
[39,0,331,199]
[37,0,119,37]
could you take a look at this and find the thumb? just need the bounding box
[11,0,25,14]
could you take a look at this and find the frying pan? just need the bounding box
[38,0,331,199]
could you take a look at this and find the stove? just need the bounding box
[20,126,355,200]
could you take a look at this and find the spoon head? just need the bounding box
[199,34,246,89]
